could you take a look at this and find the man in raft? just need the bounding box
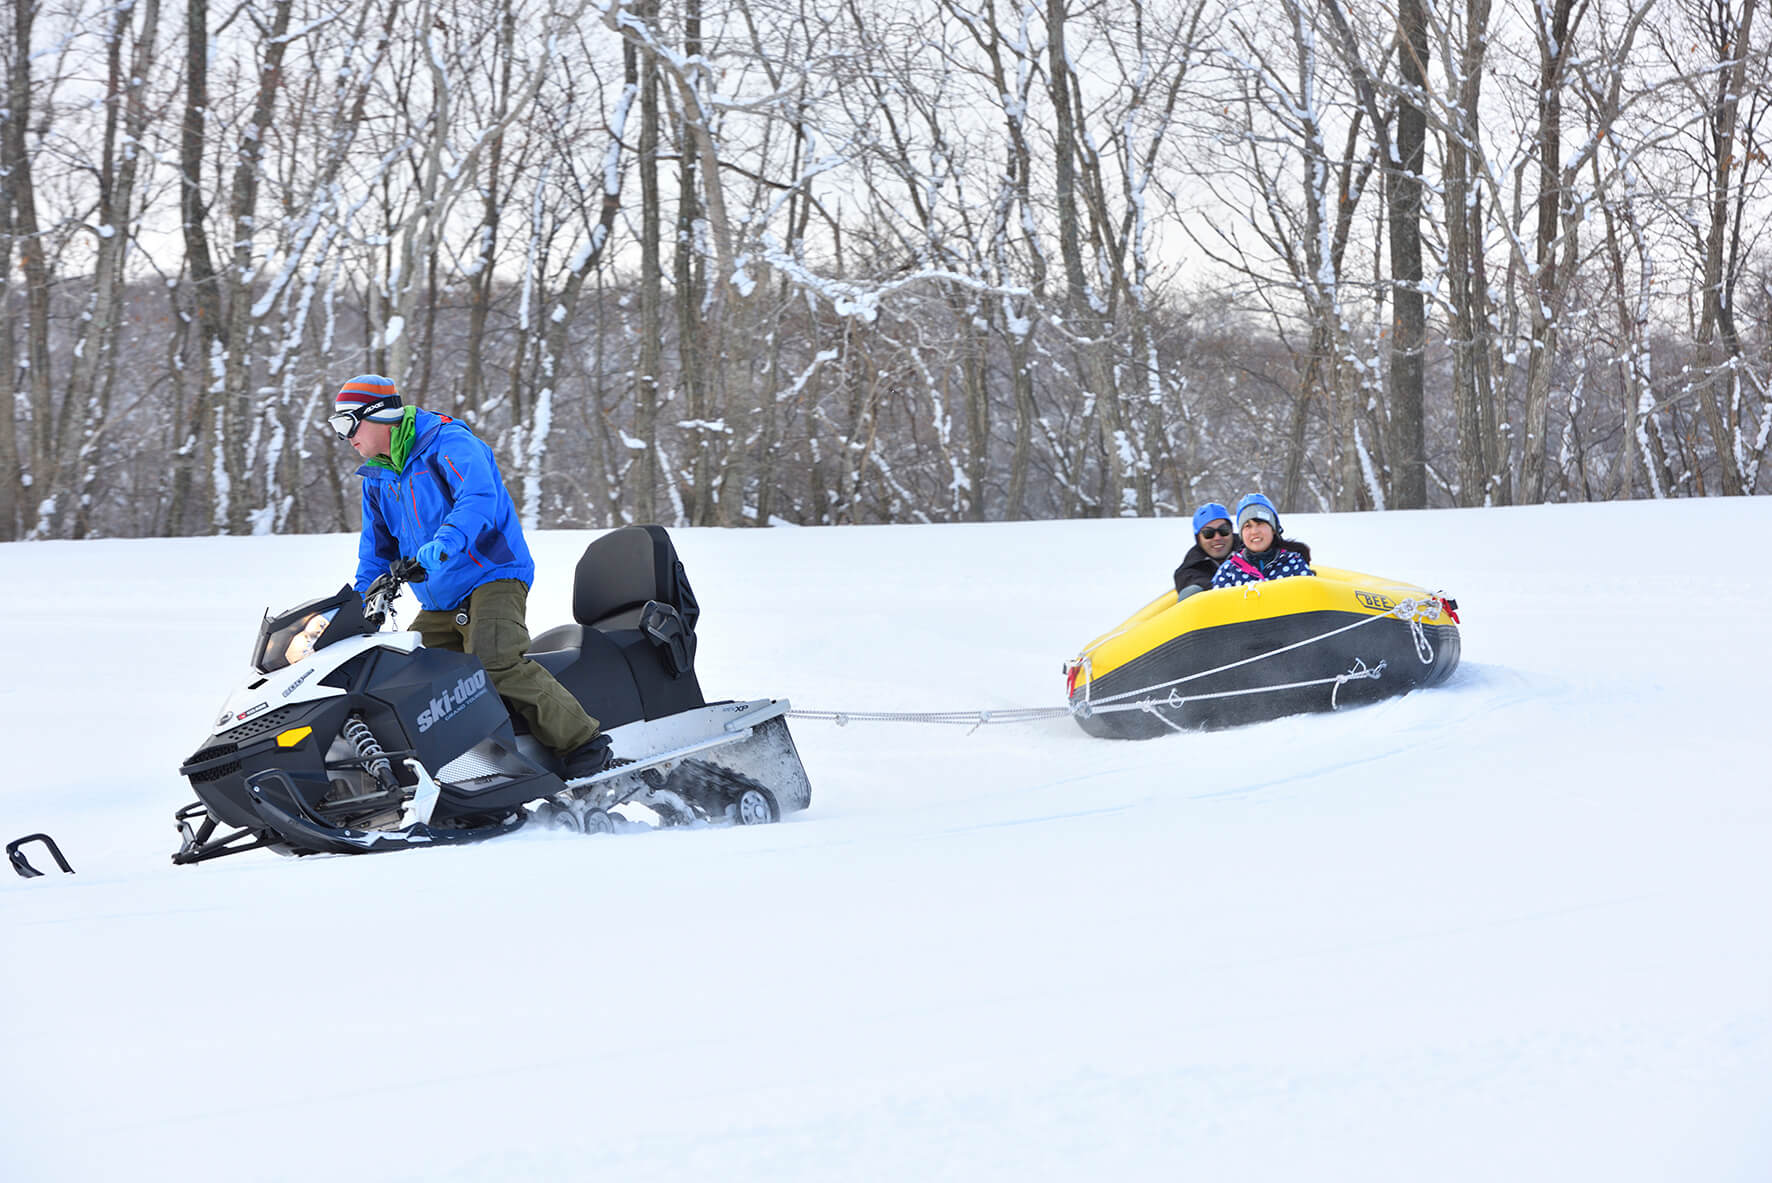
[1173,501,1237,598]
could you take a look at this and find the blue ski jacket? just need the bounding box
[354,408,535,611]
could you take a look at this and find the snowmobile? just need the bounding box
[172,525,811,863]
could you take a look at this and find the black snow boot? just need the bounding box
[562,733,614,781]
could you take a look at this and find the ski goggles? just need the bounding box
[328,397,397,440]
[327,409,368,440]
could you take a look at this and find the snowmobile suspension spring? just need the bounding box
[342,715,395,788]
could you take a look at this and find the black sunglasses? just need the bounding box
[1198,525,1233,539]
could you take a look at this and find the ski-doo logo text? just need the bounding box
[416,670,489,733]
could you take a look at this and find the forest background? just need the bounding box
[4,0,1770,541]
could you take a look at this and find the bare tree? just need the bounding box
[521,27,637,526]
[60,0,166,538]
[633,0,663,523]
[1319,0,1426,508]
[1046,0,1125,517]
[166,0,221,533]
[1390,0,1429,507]
[212,0,297,533]
[1683,0,1768,495]
[0,0,32,539]
[1431,0,1509,505]
[1514,0,1585,503]
[1196,0,1381,509]
[7,0,57,536]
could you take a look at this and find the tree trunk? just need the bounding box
[535,36,636,523]
[1389,0,1428,507]
[1441,0,1505,505]
[460,5,517,419]
[416,242,440,402]
[218,0,295,533]
[959,2,1044,521]
[1519,0,1576,503]
[0,0,27,538]
[1318,0,1400,509]
[460,127,504,417]
[1594,152,1669,499]
[963,313,990,521]
[635,14,662,525]
[68,0,163,538]
[1693,0,1758,496]
[676,0,714,525]
[0,194,16,539]
[168,0,224,532]
[1047,0,1122,517]
[720,114,810,528]
[461,1,515,419]
[8,0,55,536]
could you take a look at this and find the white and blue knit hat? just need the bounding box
[1235,492,1281,533]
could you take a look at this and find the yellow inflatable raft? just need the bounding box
[1065,567,1460,738]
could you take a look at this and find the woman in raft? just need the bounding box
[1210,493,1314,588]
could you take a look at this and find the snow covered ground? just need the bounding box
[2,500,1769,1182]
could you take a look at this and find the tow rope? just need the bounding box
[787,705,1072,734]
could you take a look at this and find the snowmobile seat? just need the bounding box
[530,525,700,650]
[518,525,705,732]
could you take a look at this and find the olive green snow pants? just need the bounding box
[413,579,600,755]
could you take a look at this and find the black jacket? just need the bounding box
[1173,543,1222,594]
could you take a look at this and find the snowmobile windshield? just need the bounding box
[252,587,368,674]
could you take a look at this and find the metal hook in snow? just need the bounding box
[8,833,75,879]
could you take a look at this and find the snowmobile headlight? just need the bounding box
[276,726,313,748]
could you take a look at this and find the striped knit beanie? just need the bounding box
[334,374,404,423]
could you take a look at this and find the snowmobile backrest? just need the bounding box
[573,525,701,635]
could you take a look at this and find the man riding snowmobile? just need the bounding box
[331,373,613,782]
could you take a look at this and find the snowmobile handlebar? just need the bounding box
[361,556,432,626]
[389,556,430,583]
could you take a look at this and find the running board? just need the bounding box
[564,699,791,789]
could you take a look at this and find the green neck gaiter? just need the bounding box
[368,406,419,472]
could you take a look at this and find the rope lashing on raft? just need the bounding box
[1409,611,1436,664]
[1116,658,1388,735]
[787,595,1449,731]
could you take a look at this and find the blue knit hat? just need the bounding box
[1235,492,1281,533]
[334,374,404,424]
[1191,501,1232,535]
